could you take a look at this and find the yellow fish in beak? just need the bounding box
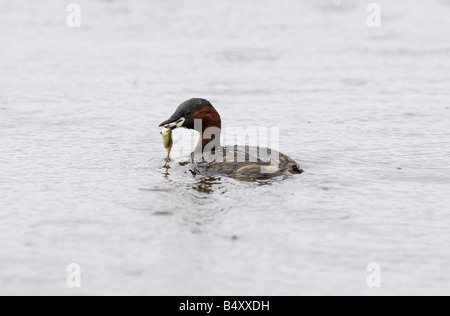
[161,125,173,160]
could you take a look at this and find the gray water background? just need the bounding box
[1,0,450,295]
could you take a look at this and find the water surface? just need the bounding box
[1,0,450,295]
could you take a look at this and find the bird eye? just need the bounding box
[186,111,192,116]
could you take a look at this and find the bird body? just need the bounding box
[159,98,303,179]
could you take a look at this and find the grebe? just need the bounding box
[159,98,303,180]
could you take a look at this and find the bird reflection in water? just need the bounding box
[191,176,222,194]
[161,161,222,195]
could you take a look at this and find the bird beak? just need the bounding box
[158,117,185,130]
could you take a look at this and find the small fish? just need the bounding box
[161,125,173,160]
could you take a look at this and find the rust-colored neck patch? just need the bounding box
[193,106,222,150]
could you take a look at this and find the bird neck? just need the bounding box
[198,130,221,151]
[193,106,222,152]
